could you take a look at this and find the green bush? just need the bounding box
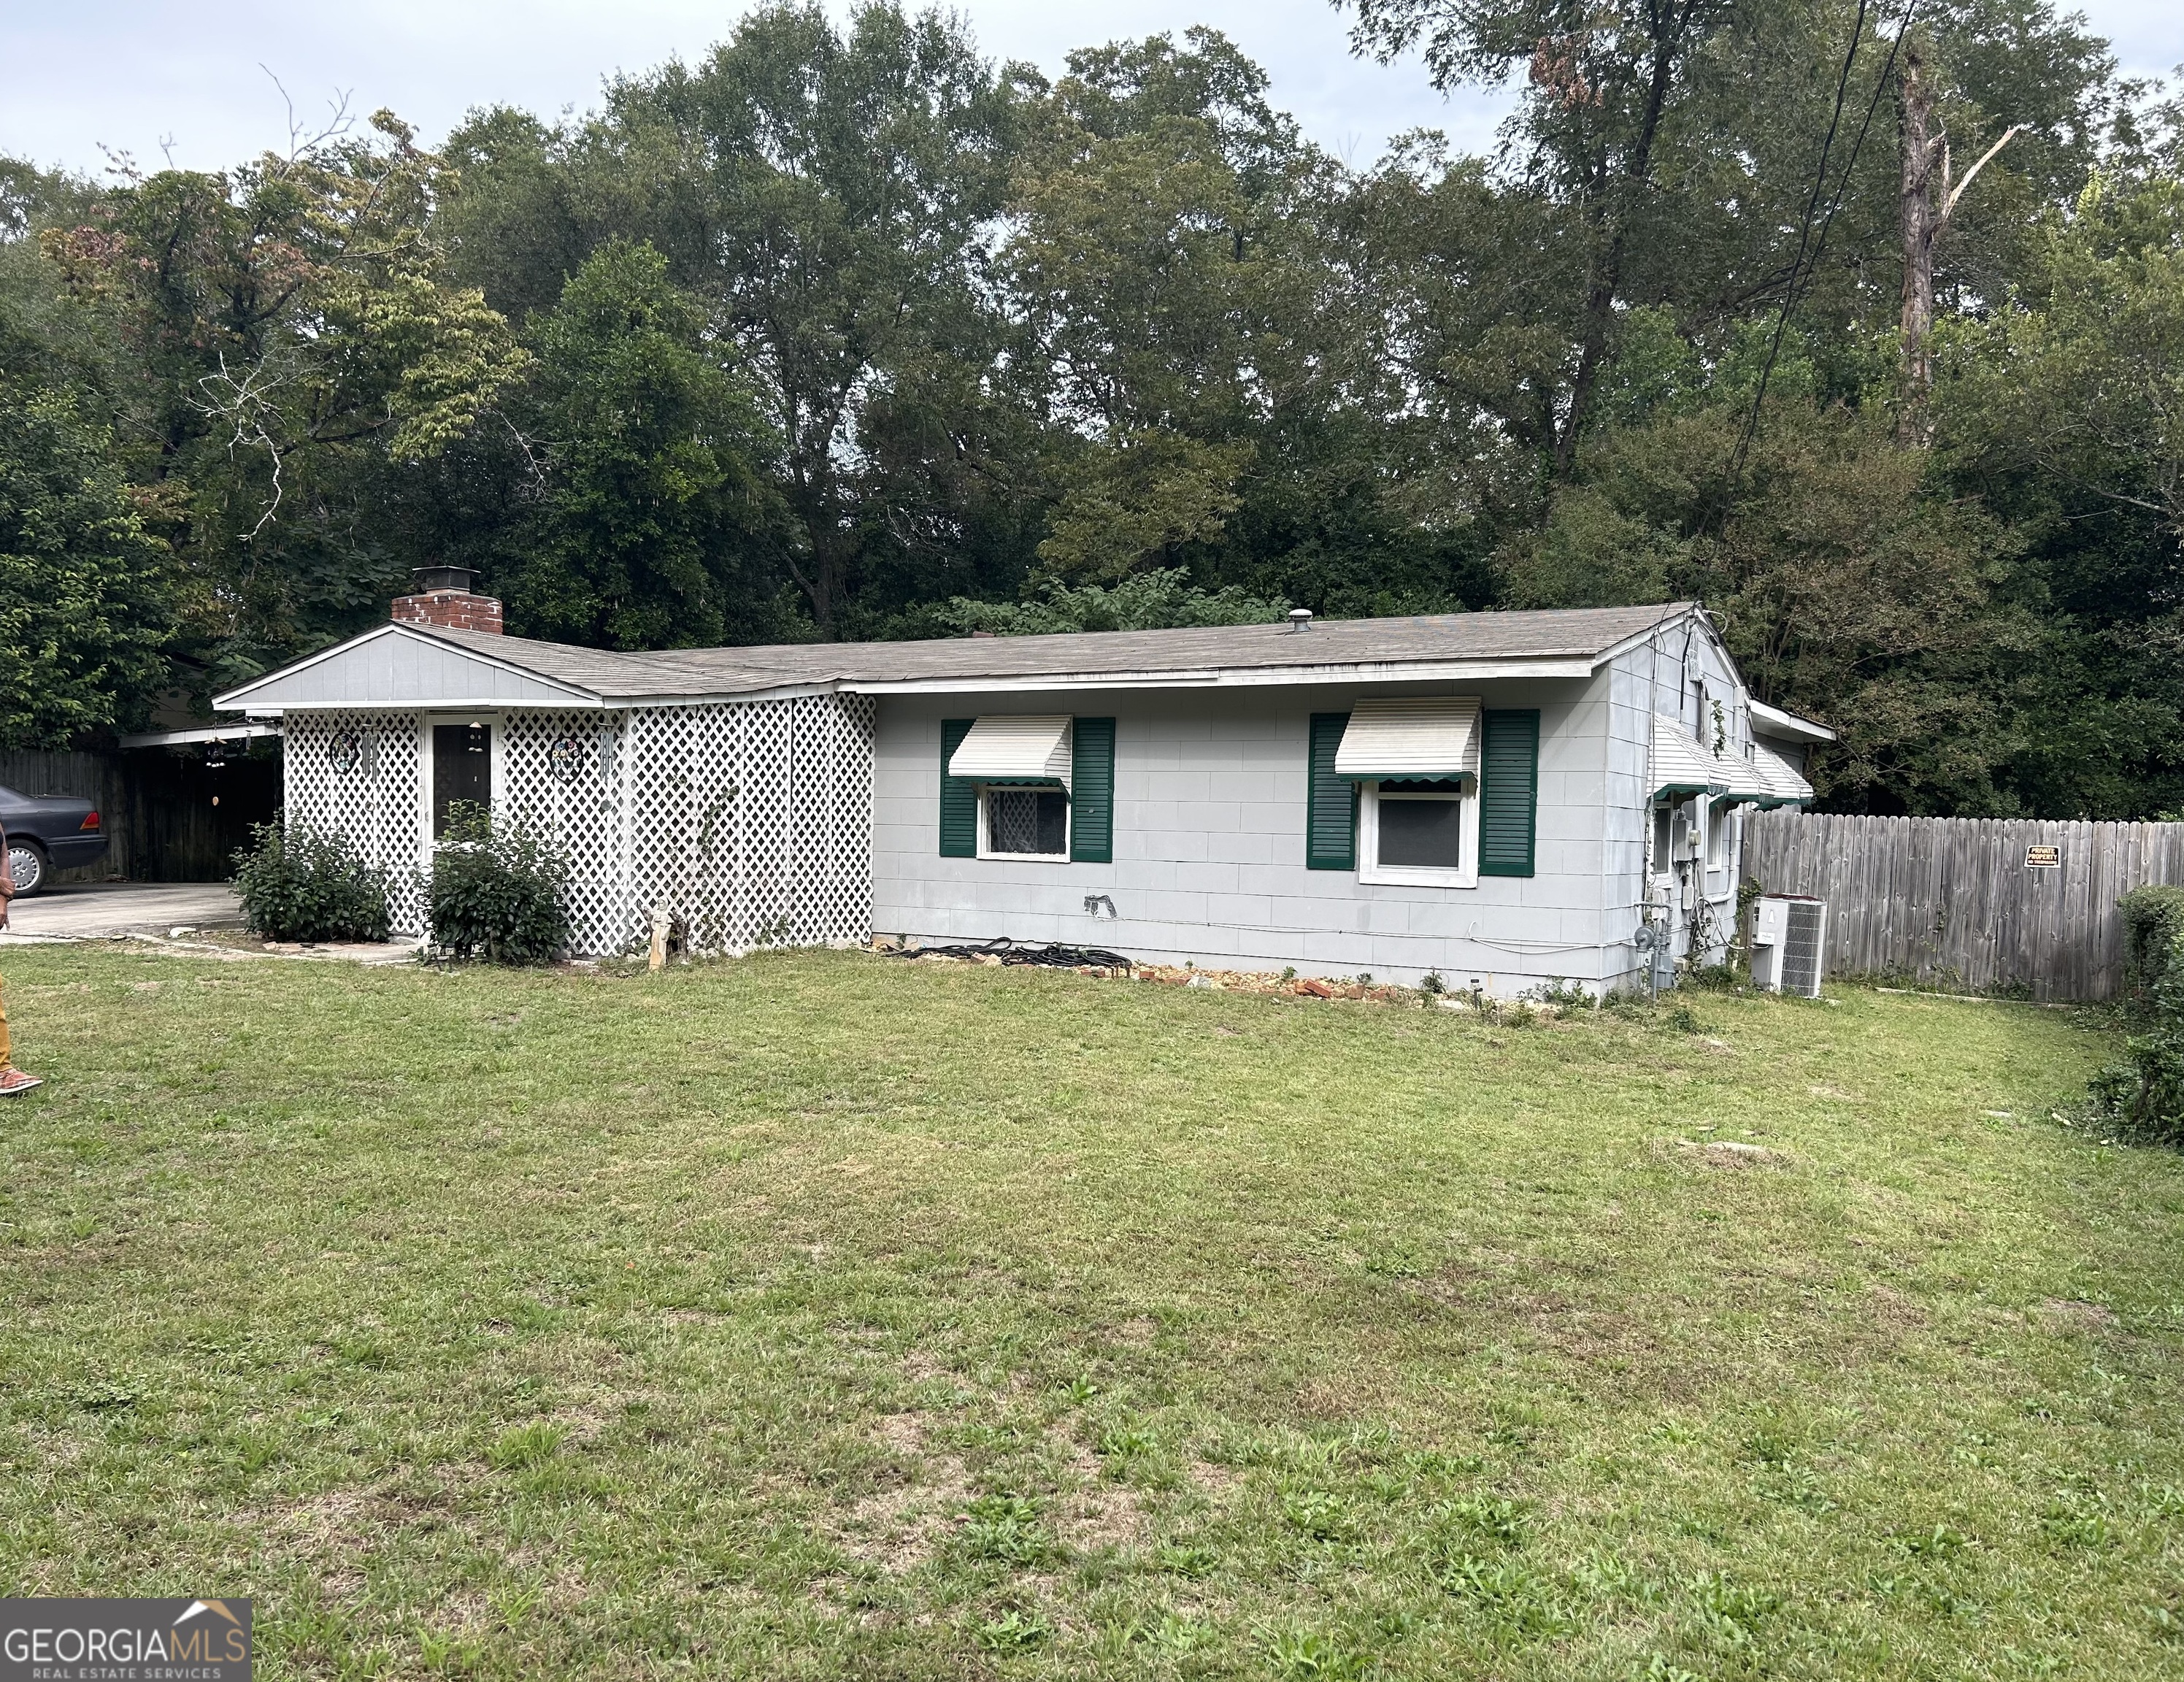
[2119,886,2184,1010]
[2086,923,2184,1145]
[231,819,393,943]
[2085,891,2184,1145]
[424,802,572,965]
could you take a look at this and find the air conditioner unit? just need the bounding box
[1750,894,1826,998]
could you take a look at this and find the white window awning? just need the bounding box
[948,715,1074,790]
[1712,749,1775,807]
[1750,740,1815,806]
[1651,715,1726,799]
[1334,696,1480,781]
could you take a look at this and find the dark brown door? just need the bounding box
[432,723,493,837]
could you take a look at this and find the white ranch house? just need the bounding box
[214,578,1827,994]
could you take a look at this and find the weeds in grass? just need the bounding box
[1429,1494,1530,1549]
[1153,1540,1220,1578]
[1893,1523,1970,1558]
[1440,1554,1577,1640]
[1260,1626,1370,1679]
[957,1494,1053,1566]
[0,946,2167,1679]
[974,1609,1051,1651]
[2041,1496,2113,1548]
[1137,1613,1218,1656]
[1686,1571,1778,1648]
[1280,1488,1353,1542]
[1098,1421,1158,1467]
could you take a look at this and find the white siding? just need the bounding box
[872,677,1628,994]
[231,631,589,710]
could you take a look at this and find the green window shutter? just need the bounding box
[939,718,977,857]
[1070,718,1115,863]
[1478,708,1539,877]
[1307,713,1357,870]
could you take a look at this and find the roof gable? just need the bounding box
[213,624,604,712]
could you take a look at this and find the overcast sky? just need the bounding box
[4,0,2179,181]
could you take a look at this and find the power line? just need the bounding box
[1725,0,1920,491]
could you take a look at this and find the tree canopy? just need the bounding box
[3,0,2180,815]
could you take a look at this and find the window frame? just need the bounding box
[1358,777,1480,888]
[1704,797,1737,902]
[974,783,1072,863]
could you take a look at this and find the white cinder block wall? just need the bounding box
[1607,623,1754,971]
[871,675,1643,995]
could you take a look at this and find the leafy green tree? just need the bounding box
[38,112,526,686]
[1935,170,2184,817]
[0,380,173,744]
[506,240,784,648]
[928,567,1288,635]
[572,2,1031,636]
[1505,393,2021,812]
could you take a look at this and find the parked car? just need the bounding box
[0,785,107,896]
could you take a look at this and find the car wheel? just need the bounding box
[7,839,47,897]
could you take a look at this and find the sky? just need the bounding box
[3,0,2180,181]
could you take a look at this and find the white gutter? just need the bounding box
[844,656,1600,695]
[1748,698,1837,744]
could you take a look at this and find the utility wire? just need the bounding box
[1725,0,1920,492]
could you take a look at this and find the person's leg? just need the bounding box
[0,973,36,1094]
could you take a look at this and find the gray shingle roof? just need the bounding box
[420,602,1692,701]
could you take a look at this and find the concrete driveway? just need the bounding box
[3,881,244,941]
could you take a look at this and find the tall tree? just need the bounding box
[575,2,1031,636]
[36,112,526,685]
[507,240,783,649]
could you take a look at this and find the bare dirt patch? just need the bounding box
[1658,1137,1792,1171]
[827,1410,975,1576]
[2037,1297,2118,1334]
[1054,1481,1150,1554]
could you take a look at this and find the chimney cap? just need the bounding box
[1288,607,1314,632]
[412,564,477,594]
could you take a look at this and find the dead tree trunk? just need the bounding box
[1897,36,1943,439]
[1897,33,2023,442]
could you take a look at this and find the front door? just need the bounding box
[432,721,493,837]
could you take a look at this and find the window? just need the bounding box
[1360,777,1478,887]
[1705,801,1731,872]
[1652,804,1674,877]
[983,787,1069,858]
[1375,780,1466,867]
[940,715,1114,862]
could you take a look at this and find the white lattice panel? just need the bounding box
[623,693,874,958]
[282,710,426,933]
[282,692,872,958]
[497,710,626,956]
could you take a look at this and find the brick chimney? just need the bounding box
[393,565,503,634]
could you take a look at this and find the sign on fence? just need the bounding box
[1744,813,2184,1000]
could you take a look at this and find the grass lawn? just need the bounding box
[1,946,2181,1681]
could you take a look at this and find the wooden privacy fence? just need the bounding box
[1743,812,2184,1000]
